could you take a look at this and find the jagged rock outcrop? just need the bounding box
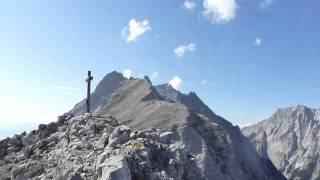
[155,84,231,127]
[0,71,286,180]
[242,105,320,180]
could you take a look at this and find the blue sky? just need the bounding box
[0,0,320,138]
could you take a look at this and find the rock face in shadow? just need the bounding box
[243,105,320,180]
[0,71,286,180]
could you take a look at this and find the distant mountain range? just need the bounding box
[243,105,320,180]
[0,71,286,179]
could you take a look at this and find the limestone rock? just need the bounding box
[0,71,286,180]
[97,155,131,180]
[243,105,320,180]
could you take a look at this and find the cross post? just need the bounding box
[85,71,93,113]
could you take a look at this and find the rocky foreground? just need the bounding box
[0,114,197,179]
[0,71,286,180]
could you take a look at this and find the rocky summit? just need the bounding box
[243,105,320,180]
[0,71,285,180]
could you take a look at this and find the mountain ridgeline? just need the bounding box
[243,105,320,180]
[0,71,285,180]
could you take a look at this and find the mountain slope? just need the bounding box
[0,71,286,180]
[243,105,320,180]
[155,84,232,127]
[71,71,285,179]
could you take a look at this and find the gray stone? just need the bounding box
[158,132,174,144]
[243,105,320,180]
[97,155,131,180]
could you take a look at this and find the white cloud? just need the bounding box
[122,69,133,79]
[203,0,238,23]
[260,0,274,8]
[201,80,208,85]
[184,0,196,10]
[121,19,151,43]
[174,43,196,57]
[169,76,183,90]
[150,72,159,79]
[254,37,262,45]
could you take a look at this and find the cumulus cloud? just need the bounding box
[150,72,159,79]
[169,76,183,90]
[184,0,196,10]
[121,19,151,43]
[122,69,133,79]
[254,37,262,45]
[174,43,196,57]
[203,0,238,23]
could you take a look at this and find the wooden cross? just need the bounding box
[85,71,93,113]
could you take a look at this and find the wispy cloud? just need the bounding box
[50,86,80,92]
[201,80,208,85]
[121,19,151,43]
[174,43,196,57]
[203,0,238,23]
[122,69,133,79]
[169,76,183,90]
[241,64,255,73]
[200,80,213,87]
[254,37,262,46]
[260,0,275,8]
[184,0,196,10]
[150,71,159,79]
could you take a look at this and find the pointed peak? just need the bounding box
[187,91,198,98]
[94,71,126,95]
[295,105,309,110]
[143,76,153,85]
[276,105,311,113]
[107,71,124,77]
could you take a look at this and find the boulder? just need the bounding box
[97,155,131,180]
[94,135,109,150]
[108,126,131,148]
[159,132,174,144]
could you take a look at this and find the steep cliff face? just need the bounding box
[243,105,320,180]
[0,71,285,180]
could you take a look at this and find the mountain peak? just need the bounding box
[272,105,316,121]
[95,71,125,95]
[243,105,320,180]
[0,71,286,180]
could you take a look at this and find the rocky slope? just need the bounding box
[0,71,286,180]
[242,105,320,180]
